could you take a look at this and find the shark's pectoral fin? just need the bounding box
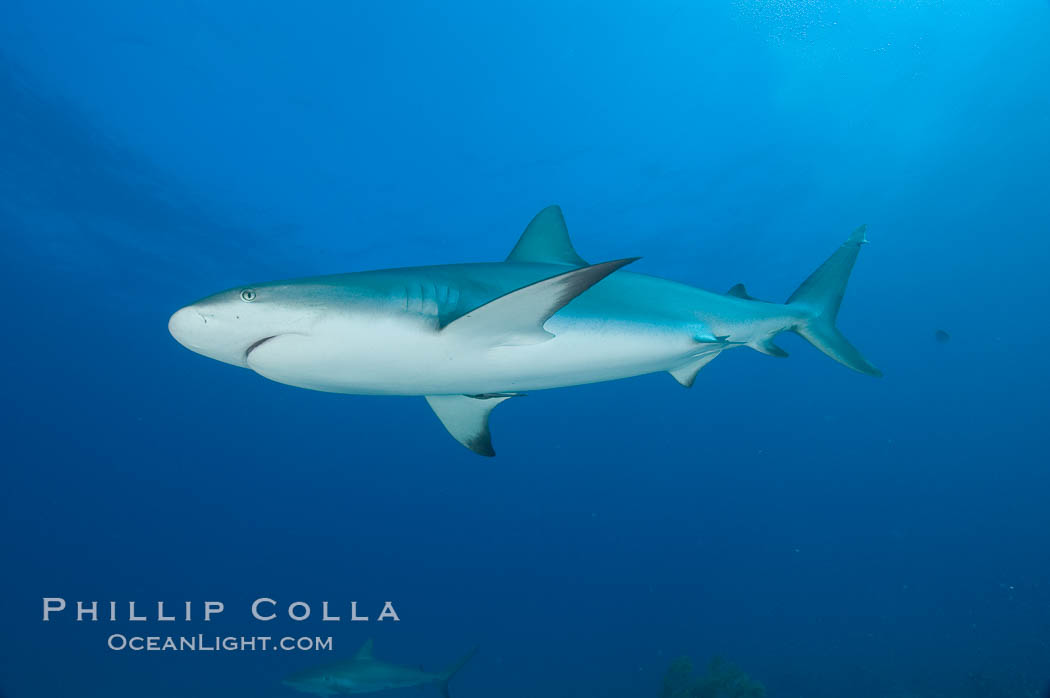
[439,258,638,346]
[425,394,519,456]
[668,352,721,388]
[506,205,588,266]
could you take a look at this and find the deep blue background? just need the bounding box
[2,2,1048,697]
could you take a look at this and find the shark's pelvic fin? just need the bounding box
[440,258,638,346]
[787,225,881,377]
[726,283,758,301]
[505,205,588,266]
[425,394,517,456]
[440,645,479,698]
[353,638,374,661]
[668,352,721,388]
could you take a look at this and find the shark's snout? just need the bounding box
[168,306,206,350]
[168,303,258,368]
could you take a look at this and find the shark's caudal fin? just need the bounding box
[439,646,478,698]
[787,225,882,377]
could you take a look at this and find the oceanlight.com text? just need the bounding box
[107,634,334,652]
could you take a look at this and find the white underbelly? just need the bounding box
[244,315,703,396]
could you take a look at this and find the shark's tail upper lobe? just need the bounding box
[786,225,882,377]
[439,645,478,698]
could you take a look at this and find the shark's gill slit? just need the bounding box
[245,335,278,359]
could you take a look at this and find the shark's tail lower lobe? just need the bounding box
[439,646,478,698]
[786,225,882,377]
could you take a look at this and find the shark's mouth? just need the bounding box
[244,335,280,360]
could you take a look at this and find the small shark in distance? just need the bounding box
[169,206,881,455]
[282,639,477,697]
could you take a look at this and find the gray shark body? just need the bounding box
[283,640,476,697]
[169,206,880,455]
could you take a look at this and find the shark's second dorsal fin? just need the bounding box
[440,258,637,346]
[726,283,758,301]
[354,639,374,661]
[506,205,588,266]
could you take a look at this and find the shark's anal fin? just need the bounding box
[753,337,789,358]
[668,352,721,388]
[440,258,638,346]
[425,394,519,457]
[353,638,374,661]
[506,205,588,266]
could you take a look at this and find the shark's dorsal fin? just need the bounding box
[726,283,758,301]
[506,206,588,266]
[354,639,374,661]
[668,352,721,388]
[440,258,637,346]
[425,394,518,456]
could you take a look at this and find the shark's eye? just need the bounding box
[240,288,257,302]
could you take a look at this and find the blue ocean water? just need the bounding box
[2,1,1048,697]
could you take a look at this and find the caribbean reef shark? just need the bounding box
[282,639,476,697]
[169,206,880,455]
